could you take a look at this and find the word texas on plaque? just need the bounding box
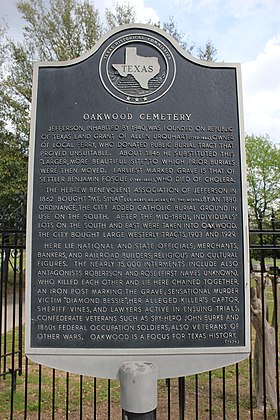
[26,24,250,379]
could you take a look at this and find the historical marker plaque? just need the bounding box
[26,25,250,378]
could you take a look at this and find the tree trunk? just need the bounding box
[271,276,279,329]
[250,277,277,410]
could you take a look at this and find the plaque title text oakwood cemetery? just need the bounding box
[26,25,250,378]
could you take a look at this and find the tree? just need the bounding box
[247,134,280,410]
[0,41,33,153]
[17,0,103,61]
[159,17,195,54]
[197,39,217,62]
[0,22,6,65]
[246,134,280,272]
[1,0,104,147]
[105,1,136,29]
[245,133,280,222]
[158,18,217,59]
[251,278,277,410]
[0,126,28,216]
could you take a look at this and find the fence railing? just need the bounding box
[1,202,279,419]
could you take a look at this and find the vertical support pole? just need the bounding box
[119,362,158,420]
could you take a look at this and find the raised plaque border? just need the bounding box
[26,23,250,379]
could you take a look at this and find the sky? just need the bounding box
[1,0,280,146]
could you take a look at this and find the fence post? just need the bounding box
[120,362,158,419]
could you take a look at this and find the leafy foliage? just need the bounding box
[0,41,32,150]
[17,0,103,61]
[246,134,280,264]
[105,1,136,29]
[159,17,195,54]
[0,127,28,215]
[197,39,217,61]
[245,134,280,222]
[1,0,104,145]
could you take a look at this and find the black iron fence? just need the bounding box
[0,198,25,386]
[1,201,280,419]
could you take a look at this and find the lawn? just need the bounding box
[0,327,279,419]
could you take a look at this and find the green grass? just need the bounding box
[1,302,279,418]
[1,256,279,418]
[0,335,279,419]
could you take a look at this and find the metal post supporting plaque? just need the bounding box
[120,362,158,419]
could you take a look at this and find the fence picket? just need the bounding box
[1,198,279,419]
